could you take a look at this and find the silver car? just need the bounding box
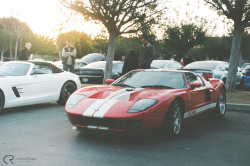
[183,60,243,86]
[151,60,183,70]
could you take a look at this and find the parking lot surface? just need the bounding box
[0,104,250,166]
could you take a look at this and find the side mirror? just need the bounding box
[31,70,44,75]
[106,79,115,85]
[219,66,226,71]
[189,82,202,89]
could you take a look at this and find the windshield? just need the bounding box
[83,61,122,69]
[184,61,221,70]
[0,63,30,76]
[112,71,186,89]
[83,61,106,69]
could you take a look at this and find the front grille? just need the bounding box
[246,72,250,76]
[70,115,118,129]
[79,69,103,76]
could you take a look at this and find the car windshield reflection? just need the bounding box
[112,71,186,89]
[0,63,30,76]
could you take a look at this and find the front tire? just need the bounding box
[162,99,184,137]
[215,88,226,118]
[57,81,77,105]
[0,91,5,113]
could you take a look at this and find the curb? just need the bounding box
[227,103,250,112]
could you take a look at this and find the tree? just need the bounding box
[164,23,207,58]
[0,30,9,60]
[204,0,250,91]
[31,35,57,60]
[203,37,231,60]
[60,0,162,83]
[0,17,30,60]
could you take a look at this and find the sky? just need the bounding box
[0,0,233,38]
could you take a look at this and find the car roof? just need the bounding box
[133,69,190,73]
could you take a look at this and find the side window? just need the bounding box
[173,62,182,69]
[185,73,204,86]
[166,64,173,69]
[32,64,52,74]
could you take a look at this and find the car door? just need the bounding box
[1,63,30,108]
[185,72,210,114]
[25,63,59,104]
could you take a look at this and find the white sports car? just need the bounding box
[0,61,81,112]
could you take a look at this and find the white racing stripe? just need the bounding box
[83,88,143,118]
[93,99,118,118]
[83,99,106,117]
[184,103,217,119]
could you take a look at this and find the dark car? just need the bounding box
[80,53,105,64]
[74,61,124,83]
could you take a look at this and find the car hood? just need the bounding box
[67,85,181,118]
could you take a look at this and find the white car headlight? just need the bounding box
[128,99,158,113]
[66,94,86,108]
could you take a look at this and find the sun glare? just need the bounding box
[0,0,232,38]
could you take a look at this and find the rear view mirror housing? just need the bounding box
[189,82,202,89]
[106,79,115,85]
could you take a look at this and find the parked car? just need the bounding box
[183,60,243,86]
[65,69,225,137]
[151,60,183,69]
[240,63,250,74]
[74,61,124,83]
[0,61,81,112]
[243,65,250,90]
[80,53,105,64]
[52,60,87,70]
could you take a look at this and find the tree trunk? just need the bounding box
[205,51,209,60]
[10,36,13,60]
[226,27,244,91]
[14,40,19,61]
[58,42,62,60]
[103,32,117,84]
[1,51,4,61]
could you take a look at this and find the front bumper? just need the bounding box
[67,114,144,132]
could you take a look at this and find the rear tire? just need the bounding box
[57,81,77,105]
[162,99,184,137]
[214,88,226,118]
[0,91,4,113]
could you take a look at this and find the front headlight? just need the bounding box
[128,99,158,113]
[66,94,86,108]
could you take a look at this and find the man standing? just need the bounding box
[19,42,31,60]
[139,36,155,69]
[62,40,76,72]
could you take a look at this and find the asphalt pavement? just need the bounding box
[0,103,250,166]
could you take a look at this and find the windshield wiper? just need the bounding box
[112,83,135,88]
[141,85,174,89]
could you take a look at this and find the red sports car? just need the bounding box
[65,69,226,137]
